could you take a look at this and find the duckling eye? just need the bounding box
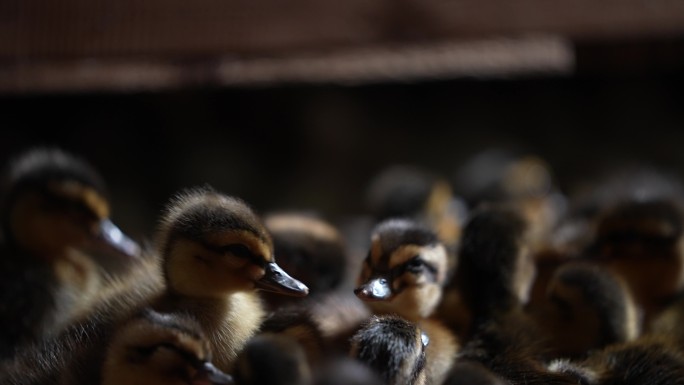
[406,257,425,273]
[222,244,252,259]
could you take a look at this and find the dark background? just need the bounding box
[2,59,684,240]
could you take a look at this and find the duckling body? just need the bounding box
[436,206,535,340]
[0,148,139,358]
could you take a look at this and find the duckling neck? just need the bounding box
[153,289,266,372]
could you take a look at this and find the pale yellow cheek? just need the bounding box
[244,265,265,281]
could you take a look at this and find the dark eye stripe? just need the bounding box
[202,242,266,267]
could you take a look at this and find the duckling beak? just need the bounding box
[90,219,141,259]
[354,278,393,301]
[255,262,309,297]
[193,361,234,385]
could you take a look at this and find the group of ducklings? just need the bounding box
[2,148,684,385]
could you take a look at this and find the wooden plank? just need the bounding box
[0,0,683,59]
[0,36,574,92]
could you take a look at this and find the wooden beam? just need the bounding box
[0,0,683,59]
[0,37,573,92]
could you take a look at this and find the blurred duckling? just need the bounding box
[262,213,348,310]
[531,262,640,358]
[234,333,311,385]
[101,309,234,385]
[649,291,684,350]
[0,148,140,358]
[436,205,536,340]
[365,165,465,250]
[586,199,684,324]
[549,338,684,385]
[350,315,429,385]
[452,149,566,253]
[458,312,581,385]
[354,218,449,322]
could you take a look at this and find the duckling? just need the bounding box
[258,306,327,366]
[147,188,308,371]
[100,309,234,385]
[586,198,684,324]
[0,188,308,384]
[354,218,449,322]
[350,315,429,385]
[452,149,565,253]
[0,148,140,358]
[549,338,684,385]
[233,333,311,385]
[436,205,536,339]
[365,165,465,250]
[262,213,348,310]
[457,312,581,385]
[354,219,459,383]
[531,262,640,358]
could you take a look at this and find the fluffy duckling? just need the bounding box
[587,199,684,323]
[350,315,429,385]
[531,262,640,358]
[354,218,449,322]
[233,333,311,385]
[147,188,308,371]
[0,148,140,358]
[437,205,536,339]
[354,219,459,383]
[100,309,234,385]
[262,213,348,310]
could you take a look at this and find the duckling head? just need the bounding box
[157,188,309,299]
[354,219,448,321]
[265,213,347,297]
[234,333,312,385]
[543,262,639,356]
[350,315,429,385]
[102,309,234,385]
[1,148,139,260]
[591,199,684,310]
